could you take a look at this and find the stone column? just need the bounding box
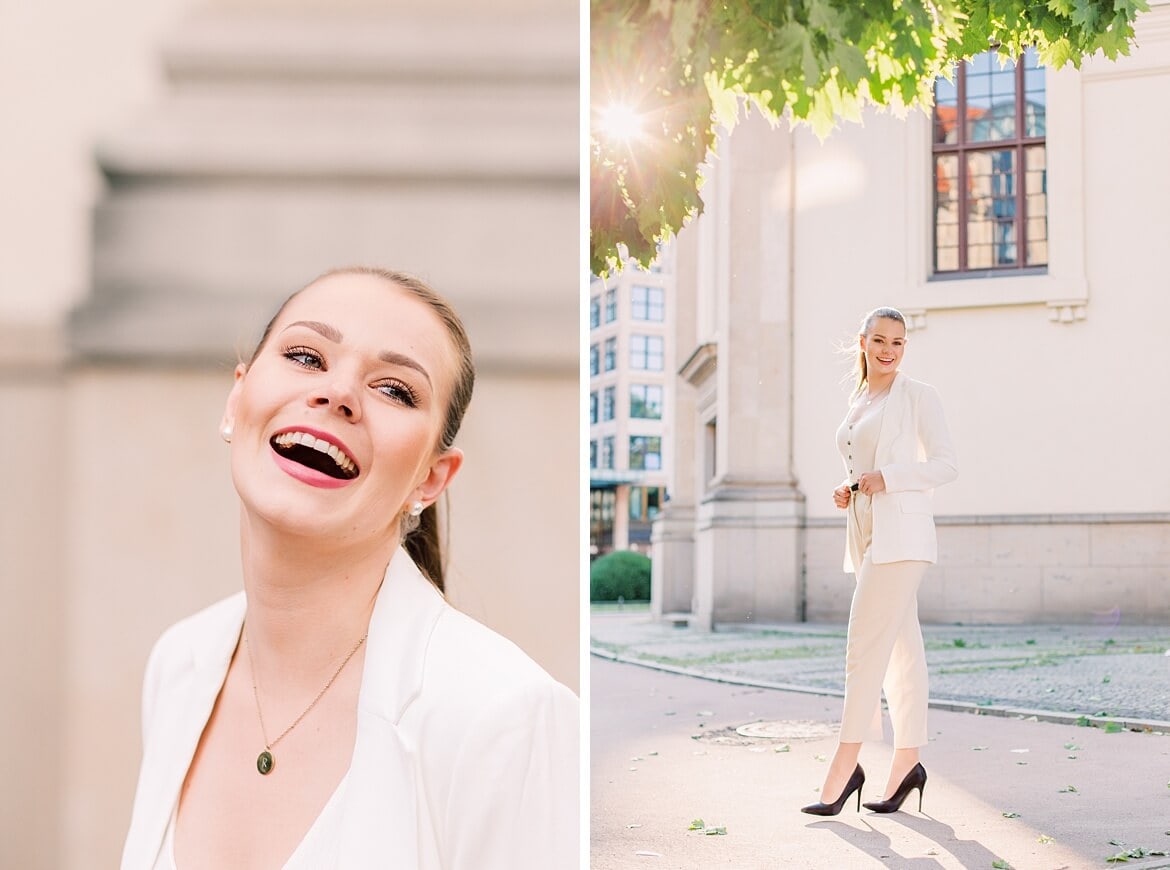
[650,235,698,618]
[693,112,806,626]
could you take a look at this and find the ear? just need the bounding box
[220,363,248,433]
[858,333,867,352]
[410,448,465,508]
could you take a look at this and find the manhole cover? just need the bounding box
[735,719,837,741]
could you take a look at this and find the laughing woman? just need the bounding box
[120,268,578,869]
[801,306,957,817]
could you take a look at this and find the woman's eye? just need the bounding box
[376,380,419,407]
[283,347,323,369]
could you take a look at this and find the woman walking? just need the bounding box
[801,306,957,816]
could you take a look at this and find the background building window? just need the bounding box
[628,486,663,521]
[631,285,665,321]
[932,47,1047,274]
[590,296,600,329]
[604,337,617,371]
[589,391,598,425]
[589,343,599,376]
[629,435,662,470]
[601,436,615,470]
[604,288,617,322]
[603,385,615,421]
[589,440,598,469]
[629,383,663,419]
[629,335,664,370]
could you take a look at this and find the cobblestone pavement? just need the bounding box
[590,615,1170,724]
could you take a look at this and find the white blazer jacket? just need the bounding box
[120,547,579,869]
[843,371,958,571]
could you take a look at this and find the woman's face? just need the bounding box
[221,273,463,543]
[860,316,907,379]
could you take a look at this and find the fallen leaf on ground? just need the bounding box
[1058,785,1078,793]
[634,850,662,857]
[1038,834,1055,844]
[704,826,728,836]
[1106,845,1170,862]
[1002,811,1020,818]
[688,819,705,831]
[626,823,642,829]
[774,743,791,753]
[814,753,827,762]
[971,746,989,751]
[992,860,1013,869]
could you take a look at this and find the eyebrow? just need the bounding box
[282,320,433,387]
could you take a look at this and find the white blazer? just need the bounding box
[843,371,958,571]
[120,548,579,869]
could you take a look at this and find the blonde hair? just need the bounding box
[849,306,906,397]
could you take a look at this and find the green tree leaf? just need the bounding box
[591,0,1149,274]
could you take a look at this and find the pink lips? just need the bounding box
[271,451,354,488]
[269,425,359,489]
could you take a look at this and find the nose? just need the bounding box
[308,379,361,421]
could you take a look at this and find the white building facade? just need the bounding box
[653,5,1170,627]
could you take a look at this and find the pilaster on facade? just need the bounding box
[71,4,577,373]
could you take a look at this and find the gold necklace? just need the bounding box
[864,383,892,405]
[242,625,367,776]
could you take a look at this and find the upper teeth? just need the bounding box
[273,431,356,474]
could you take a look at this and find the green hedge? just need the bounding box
[590,550,651,601]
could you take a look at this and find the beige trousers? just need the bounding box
[839,552,930,748]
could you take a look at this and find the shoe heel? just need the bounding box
[917,783,925,813]
[856,788,863,812]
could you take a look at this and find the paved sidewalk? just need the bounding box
[591,614,1170,726]
[590,614,1170,869]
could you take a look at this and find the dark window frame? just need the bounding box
[932,48,1047,275]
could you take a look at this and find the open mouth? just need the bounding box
[270,431,359,480]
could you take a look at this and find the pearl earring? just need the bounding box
[221,423,233,443]
[409,501,424,517]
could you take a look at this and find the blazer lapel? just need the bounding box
[873,370,909,467]
[124,594,245,869]
[334,547,448,866]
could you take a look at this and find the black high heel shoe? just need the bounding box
[801,764,865,816]
[863,762,927,813]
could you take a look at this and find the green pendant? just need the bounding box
[257,750,274,775]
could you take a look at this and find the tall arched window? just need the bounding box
[933,48,1047,275]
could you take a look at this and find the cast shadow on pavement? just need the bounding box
[805,814,1002,869]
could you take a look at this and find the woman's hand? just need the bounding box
[857,471,886,496]
[833,484,852,509]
